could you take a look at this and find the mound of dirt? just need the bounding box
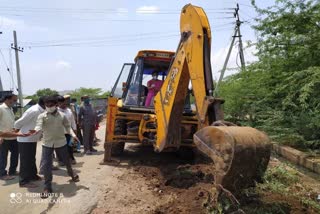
[141,164,217,214]
[153,184,216,214]
[119,145,219,213]
[164,166,214,189]
[94,145,320,214]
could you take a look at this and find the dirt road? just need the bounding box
[0,125,126,214]
[1,125,210,214]
[1,124,320,214]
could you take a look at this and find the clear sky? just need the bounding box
[0,0,274,95]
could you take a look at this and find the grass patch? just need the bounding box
[208,162,320,213]
[256,163,320,212]
[263,163,299,187]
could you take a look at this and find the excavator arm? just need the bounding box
[154,4,223,151]
[154,4,271,192]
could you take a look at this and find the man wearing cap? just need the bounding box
[78,95,97,155]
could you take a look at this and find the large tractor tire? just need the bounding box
[111,119,126,156]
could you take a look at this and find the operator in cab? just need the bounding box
[145,71,163,107]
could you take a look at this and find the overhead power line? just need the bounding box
[0,6,234,12]
[0,12,235,20]
[238,3,255,9]
[18,21,235,48]
[17,28,236,49]
[22,34,180,48]
[20,31,179,45]
[0,8,235,16]
[0,49,10,71]
[0,49,17,91]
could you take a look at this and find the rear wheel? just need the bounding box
[111,120,126,156]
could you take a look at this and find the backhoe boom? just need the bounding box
[154,4,271,192]
[154,4,223,151]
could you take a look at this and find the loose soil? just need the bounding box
[93,144,320,214]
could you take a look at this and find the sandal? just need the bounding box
[71,175,80,182]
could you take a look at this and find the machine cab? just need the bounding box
[111,50,175,109]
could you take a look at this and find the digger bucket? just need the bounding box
[194,126,271,193]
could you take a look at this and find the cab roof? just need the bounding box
[135,50,175,62]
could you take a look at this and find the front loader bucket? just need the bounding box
[194,126,271,193]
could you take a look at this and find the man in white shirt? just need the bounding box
[31,96,79,198]
[14,96,45,188]
[58,95,77,164]
[0,94,19,180]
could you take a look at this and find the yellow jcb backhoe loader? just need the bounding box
[102,4,271,193]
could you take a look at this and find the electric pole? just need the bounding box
[0,73,3,91]
[0,78,3,91]
[216,25,238,95]
[215,4,246,96]
[235,3,246,70]
[11,30,24,114]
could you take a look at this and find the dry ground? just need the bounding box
[1,124,320,214]
[92,145,320,214]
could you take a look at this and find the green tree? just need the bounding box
[25,88,59,102]
[69,87,110,103]
[220,0,320,149]
[99,91,111,98]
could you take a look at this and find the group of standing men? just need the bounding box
[0,93,98,198]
